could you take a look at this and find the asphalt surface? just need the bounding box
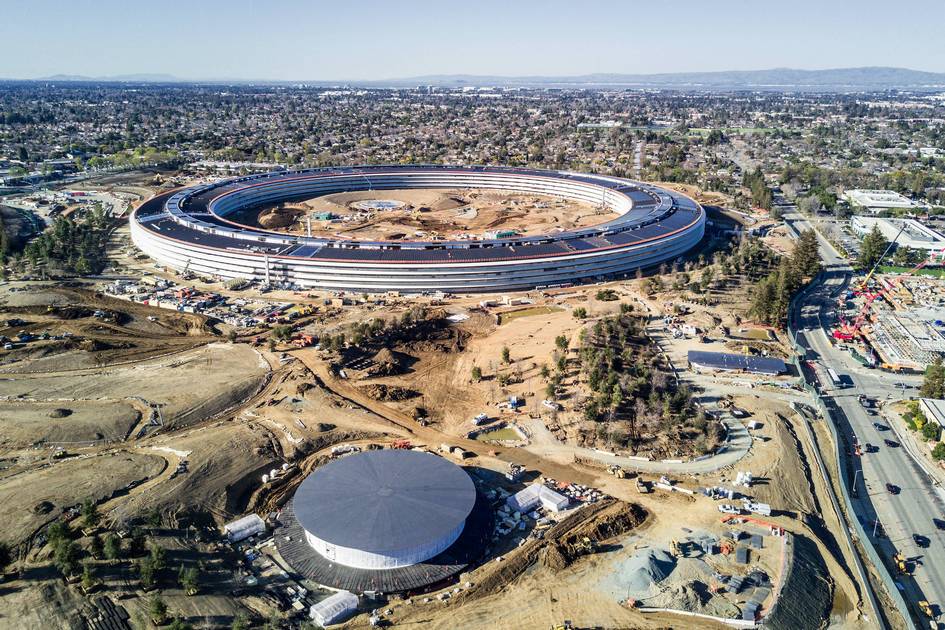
[785,209,945,624]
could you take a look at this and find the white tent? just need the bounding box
[310,590,358,626]
[506,483,569,513]
[223,513,266,542]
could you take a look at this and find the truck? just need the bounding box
[472,413,489,426]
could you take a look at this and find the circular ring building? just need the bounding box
[131,165,705,293]
[275,450,491,592]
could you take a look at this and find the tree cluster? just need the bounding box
[743,167,773,210]
[856,224,890,272]
[575,313,718,451]
[22,211,112,276]
[921,356,945,399]
[749,229,822,326]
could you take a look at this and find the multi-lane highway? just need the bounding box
[786,209,945,627]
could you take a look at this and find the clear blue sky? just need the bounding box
[2,0,943,80]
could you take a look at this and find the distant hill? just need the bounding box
[377,67,945,91]
[17,67,945,91]
[36,73,184,83]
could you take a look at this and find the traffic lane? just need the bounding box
[838,391,945,603]
[830,395,939,605]
[806,310,945,601]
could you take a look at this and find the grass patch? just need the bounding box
[879,265,945,278]
[497,306,563,325]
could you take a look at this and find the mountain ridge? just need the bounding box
[15,66,945,91]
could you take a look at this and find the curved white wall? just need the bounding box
[131,167,706,293]
[303,521,465,570]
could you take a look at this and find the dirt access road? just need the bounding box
[291,347,759,481]
[290,348,599,487]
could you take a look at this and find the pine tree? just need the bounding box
[857,224,890,271]
[921,356,945,399]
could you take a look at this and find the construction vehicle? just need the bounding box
[576,536,597,555]
[918,600,934,618]
[550,622,574,630]
[390,439,412,450]
[292,334,315,348]
[635,478,650,494]
[608,464,628,479]
[894,552,909,575]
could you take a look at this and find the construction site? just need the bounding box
[830,226,945,373]
[231,187,615,241]
[0,170,882,630]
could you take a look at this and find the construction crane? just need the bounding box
[833,243,945,342]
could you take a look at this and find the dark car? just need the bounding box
[933,518,945,531]
[913,534,931,548]
[863,443,876,453]
[886,483,900,495]
[873,422,887,430]
[884,439,900,448]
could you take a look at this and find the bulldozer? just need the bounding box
[550,622,574,630]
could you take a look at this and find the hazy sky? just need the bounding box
[2,0,944,80]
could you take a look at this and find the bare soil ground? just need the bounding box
[0,343,268,431]
[0,400,140,447]
[233,188,616,240]
[0,451,164,546]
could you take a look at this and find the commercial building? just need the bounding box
[275,449,491,592]
[309,590,358,626]
[223,513,266,542]
[687,351,787,376]
[842,189,927,214]
[920,398,945,430]
[131,165,705,293]
[850,216,945,257]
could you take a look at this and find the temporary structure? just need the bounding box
[309,590,358,626]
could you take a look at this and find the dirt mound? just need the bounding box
[539,543,570,571]
[431,195,467,211]
[399,325,468,354]
[258,206,301,228]
[46,305,96,320]
[455,500,647,604]
[359,384,419,401]
[48,408,71,418]
[366,348,407,376]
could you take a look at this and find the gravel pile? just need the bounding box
[622,548,677,597]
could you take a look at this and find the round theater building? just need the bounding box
[275,449,490,592]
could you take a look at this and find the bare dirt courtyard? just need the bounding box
[231,188,618,240]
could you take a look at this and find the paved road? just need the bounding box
[786,210,944,625]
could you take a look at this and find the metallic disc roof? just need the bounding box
[293,450,476,554]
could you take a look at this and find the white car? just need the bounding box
[542,400,560,411]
